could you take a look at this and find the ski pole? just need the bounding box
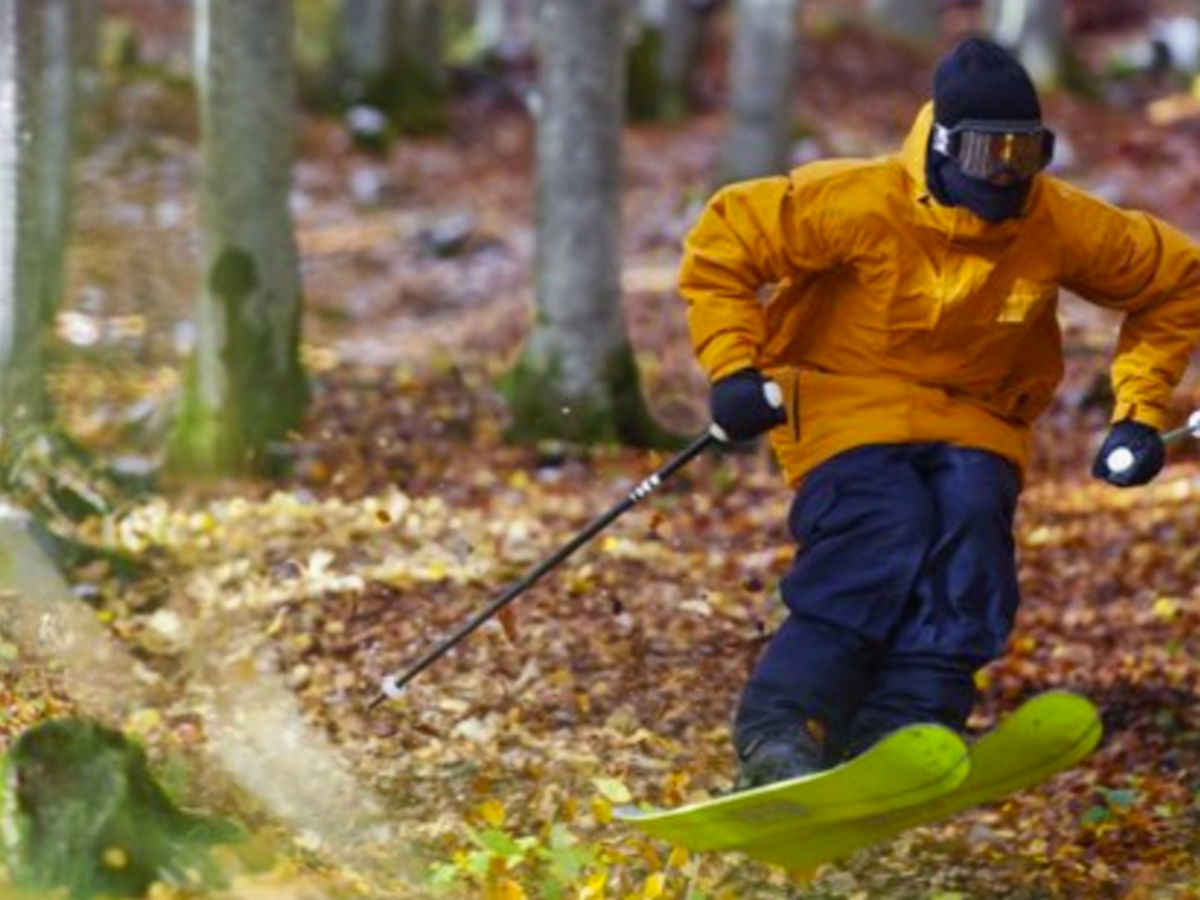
[367,427,721,710]
[1106,410,1200,474]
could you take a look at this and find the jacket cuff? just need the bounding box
[1112,398,1171,431]
[698,340,757,382]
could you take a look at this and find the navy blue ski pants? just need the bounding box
[733,443,1022,763]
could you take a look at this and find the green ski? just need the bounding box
[615,723,970,853]
[617,691,1100,871]
[739,690,1101,869]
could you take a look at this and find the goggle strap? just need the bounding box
[931,123,954,158]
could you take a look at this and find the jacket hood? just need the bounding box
[899,102,1038,240]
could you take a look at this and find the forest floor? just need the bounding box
[10,3,1200,899]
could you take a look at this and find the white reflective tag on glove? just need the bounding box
[1106,446,1135,474]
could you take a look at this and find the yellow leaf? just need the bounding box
[479,799,507,827]
[421,560,451,581]
[265,610,286,637]
[488,876,527,900]
[642,872,666,900]
[126,708,162,736]
[668,845,689,869]
[1012,635,1036,655]
[580,870,608,899]
[103,846,129,869]
[592,777,633,804]
[1153,596,1180,623]
[591,796,613,825]
[554,796,575,825]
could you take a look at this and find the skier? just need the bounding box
[681,37,1200,789]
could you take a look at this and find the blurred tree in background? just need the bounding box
[168,0,309,478]
[0,0,81,444]
[986,0,1068,88]
[332,0,449,139]
[867,0,942,47]
[720,0,799,183]
[626,0,723,122]
[503,0,662,446]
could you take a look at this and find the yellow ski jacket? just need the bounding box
[681,103,1200,487]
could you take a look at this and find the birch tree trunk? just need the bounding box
[0,0,64,439]
[985,0,1067,89]
[504,0,660,446]
[866,0,941,47]
[720,0,797,184]
[170,0,308,478]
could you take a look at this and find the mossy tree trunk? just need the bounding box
[985,0,1067,89]
[627,0,719,122]
[74,0,101,101]
[0,0,78,444]
[719,0,798,184]
[35,0,81,327]
[335,0,449,135]
[170,0,308,478]
[504,0,660,447]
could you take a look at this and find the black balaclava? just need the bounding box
[926,38,1043,223]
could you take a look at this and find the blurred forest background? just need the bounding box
[4,0,1200,898]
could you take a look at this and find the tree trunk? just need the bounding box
[720,0,798,184]
[170,0,308,478]
[660,0,715,118]
[339,0,394,82]
[985,0,1066,89]
[474,0,536,63]
[866,0,941,47]
[35,0,80,326]
[74,0,101,102]
[0,0,55,438]
[504,0,660,446]
[628,0,716,122]
[335,0,448,135]
[395,0,446,88]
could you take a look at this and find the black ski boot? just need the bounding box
[734,726,824,791]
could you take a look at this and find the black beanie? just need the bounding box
[933,37,1041,125]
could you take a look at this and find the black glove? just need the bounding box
[710,368,786,442]
[1092,420,1165,487]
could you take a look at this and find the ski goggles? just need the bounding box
[931,119,1056,185]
